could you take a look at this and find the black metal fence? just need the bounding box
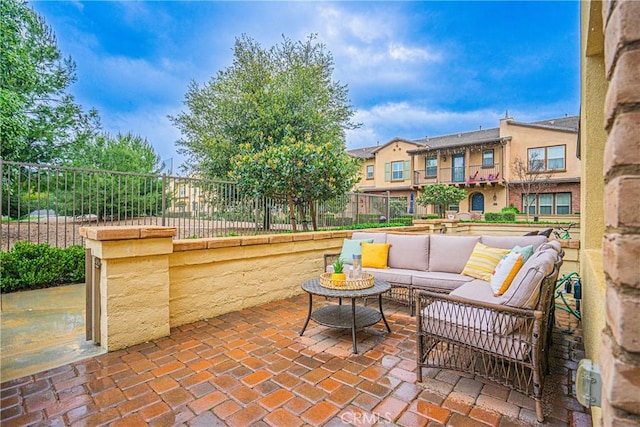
[1,160,393,250]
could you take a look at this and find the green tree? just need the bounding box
[416,184,467,218]
[58,133,165,220]
[1,0,100,164]
[229,136,360,232]
[170,34,359,180]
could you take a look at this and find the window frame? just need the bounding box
[482,149,494,168]
[425,156,437,178]
[391,161,404,181]
[366,165,374,180]
[528,145,566,172]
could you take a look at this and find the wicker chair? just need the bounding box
[415,256,562,423]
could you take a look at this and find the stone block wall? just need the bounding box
[600,1,640,424]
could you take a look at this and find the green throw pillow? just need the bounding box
[510,245,534,263]
[339,238,374,265]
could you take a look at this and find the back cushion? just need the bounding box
[502,249,557,309]
[387,234,429,271]
[351,232,387,244]
[429,235,481,273]
[481,235,548,250]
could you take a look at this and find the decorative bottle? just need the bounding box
[352,254,362,279]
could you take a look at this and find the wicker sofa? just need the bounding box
[324,231,563,422]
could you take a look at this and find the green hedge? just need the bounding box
[391,214,414,226]
[0,242,85,293]
[485,212,516,222]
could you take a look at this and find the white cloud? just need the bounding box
[388,43,441,63]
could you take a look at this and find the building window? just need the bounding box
[547,145,566,170]
[179,185,186,197]
[523,194,536,215]
[539,194,553,215]
[391,161,404,180]
[523,192,572,215]
[482,150,494,167]
[366,165,374,179]
[556,193,571,214]
[528,145,566,172]
[426,157,437,177]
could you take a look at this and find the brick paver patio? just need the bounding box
[1,294,591,426]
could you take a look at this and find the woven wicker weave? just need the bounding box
[319,272,374,290]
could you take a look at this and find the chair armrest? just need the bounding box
[415,290,540,318]
[323,252,341,271]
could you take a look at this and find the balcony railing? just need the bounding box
[413,164,502,186]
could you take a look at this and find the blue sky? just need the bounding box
[30,1,580,171]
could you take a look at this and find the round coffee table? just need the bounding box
[299,277,391,354]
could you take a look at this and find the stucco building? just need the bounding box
[350,115,580,218]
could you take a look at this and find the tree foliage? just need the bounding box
[58,133,165,219]
[229,136,360,231]
[416,184,467,218]
[170,34,359,180]
[1,0,100,163]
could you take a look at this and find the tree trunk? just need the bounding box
[297,203,308,232]
[309,198,317,231]
[287,194,297,232]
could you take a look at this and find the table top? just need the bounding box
[301,277,391,298]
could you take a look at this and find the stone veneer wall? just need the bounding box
[600,1,640,424]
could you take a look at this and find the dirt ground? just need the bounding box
[0,216,291,251]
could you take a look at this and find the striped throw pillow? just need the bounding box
[461,243,510,281]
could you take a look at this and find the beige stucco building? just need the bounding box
[350,116,580,218]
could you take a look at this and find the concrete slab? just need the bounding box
[0,283,105,382]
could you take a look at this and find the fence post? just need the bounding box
[161,173,167,227]
[386,191,391,220]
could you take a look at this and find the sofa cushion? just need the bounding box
[387,234,429,271]
[339,238,374,265]
[412,271,474,293]
[363,267,412,285]
[361,242,391,269]
[429,235,481,273]
[421,302,531,360]
[461,243,510,281]
[481,235,548,250]
[502,249,557,309]
[351,232,387,244]
[490,252,524,295]
[450,279,501,304]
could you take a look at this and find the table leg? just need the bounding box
[299,293,313,336]
[351,298,358,354]
[379,294,391,333]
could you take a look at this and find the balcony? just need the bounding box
[414,164,503,188]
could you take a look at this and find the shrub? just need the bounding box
[501,205,519,214]
[485,212,516,222]
[392,214,414,226]
[0,242,85,293]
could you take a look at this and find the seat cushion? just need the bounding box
[429,235,481,273]
[363,267,412,285]
[461,243,509,281]
[411,271,474,293]
[450,279,503,304]
[387,234,429,271]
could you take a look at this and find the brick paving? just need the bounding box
[1,294,590,426]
